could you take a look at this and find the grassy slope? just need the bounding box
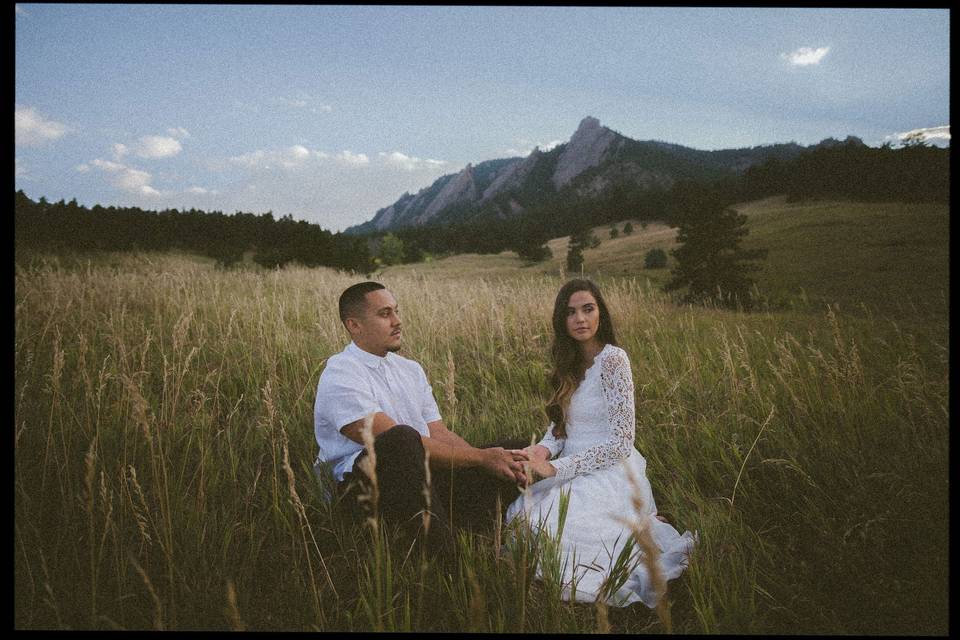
[383,196,950,318]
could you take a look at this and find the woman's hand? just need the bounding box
[507,447,555,483]
[526,458,556,481]
[523,445,551,463]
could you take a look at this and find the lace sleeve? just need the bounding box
[551,348,636,482]
[536,423,565,458]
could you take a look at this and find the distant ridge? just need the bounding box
[345,117,863,235]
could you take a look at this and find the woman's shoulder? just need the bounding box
[597,344,633,377]
[600,343,631,365]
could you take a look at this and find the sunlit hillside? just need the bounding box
[382,197,949,318]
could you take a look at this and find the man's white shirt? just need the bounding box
[313,341,442,482]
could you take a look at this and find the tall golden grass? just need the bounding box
[14,252,948,632]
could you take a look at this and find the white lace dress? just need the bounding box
[505,344,697,607]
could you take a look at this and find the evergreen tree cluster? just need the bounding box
[740,140,950,204]
[14,191,371,272]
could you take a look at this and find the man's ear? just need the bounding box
[344,317,361,337]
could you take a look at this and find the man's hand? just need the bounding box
[480,447,528,485]
[522,445,551,463]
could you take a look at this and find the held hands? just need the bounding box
[522,445,550,463]
[481,445,555,487]
[521,445,556,482]
[482,447,529,486]
[505,445,556,485]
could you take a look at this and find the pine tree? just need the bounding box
[566,227,589,274]
[663,205,766,308]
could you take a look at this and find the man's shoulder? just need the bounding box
[318,346,365,381]
[388,351,427,375]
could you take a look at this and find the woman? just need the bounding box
[505,279,696,607]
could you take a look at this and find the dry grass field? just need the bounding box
[14,198,949,632]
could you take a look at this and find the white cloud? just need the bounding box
[167,127,191,139]
[91,159,126,172]
[15,105,69,146]
[116,168,154,191]
[896,125,950,143]
[112,143,129,159]
[228,145,326,170]
[336,150,370,167]
[75,163,91,173]
[89,158,161,195]
[16,5,26,16]
[229,149,268,168]
[187,186,218,195]
[503,137,566,157]
[135,135,182,158]
[782,46,831,66]
[288,144,310,161]
[378,151,448,172]
[277,95,333,113]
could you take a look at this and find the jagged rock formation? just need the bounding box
[345,116,818,235]
[551,116,624,189]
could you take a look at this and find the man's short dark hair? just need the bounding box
[338,281,386,325]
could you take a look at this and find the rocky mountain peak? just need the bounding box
[575,115,601,134]
[551,116,621,189]
[418,162,478,223]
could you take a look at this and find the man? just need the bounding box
[314,281,530,547]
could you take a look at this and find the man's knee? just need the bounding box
[372,424,426,471]
[375,423,422,449]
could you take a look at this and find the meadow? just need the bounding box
[14,198,949,632]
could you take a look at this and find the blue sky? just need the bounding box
[15,5,950,232]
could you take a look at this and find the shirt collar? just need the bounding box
[347,341,389,369]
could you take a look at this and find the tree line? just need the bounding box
[14,191,371,273]
[739,137,950,204]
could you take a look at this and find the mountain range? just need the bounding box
[345,116,865,235]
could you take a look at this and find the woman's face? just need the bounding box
[565,290,601,344]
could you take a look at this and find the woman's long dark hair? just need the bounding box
[545,279,618,438]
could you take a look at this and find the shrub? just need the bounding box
[644,248,668,269]
[517,243,552,263]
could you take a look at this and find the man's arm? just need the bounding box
[339,411,398,442]
[340,413,527,483]
[426,419,472,449]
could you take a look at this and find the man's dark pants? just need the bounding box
[336,424,528,548]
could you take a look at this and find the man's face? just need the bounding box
[348,289,402,356]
